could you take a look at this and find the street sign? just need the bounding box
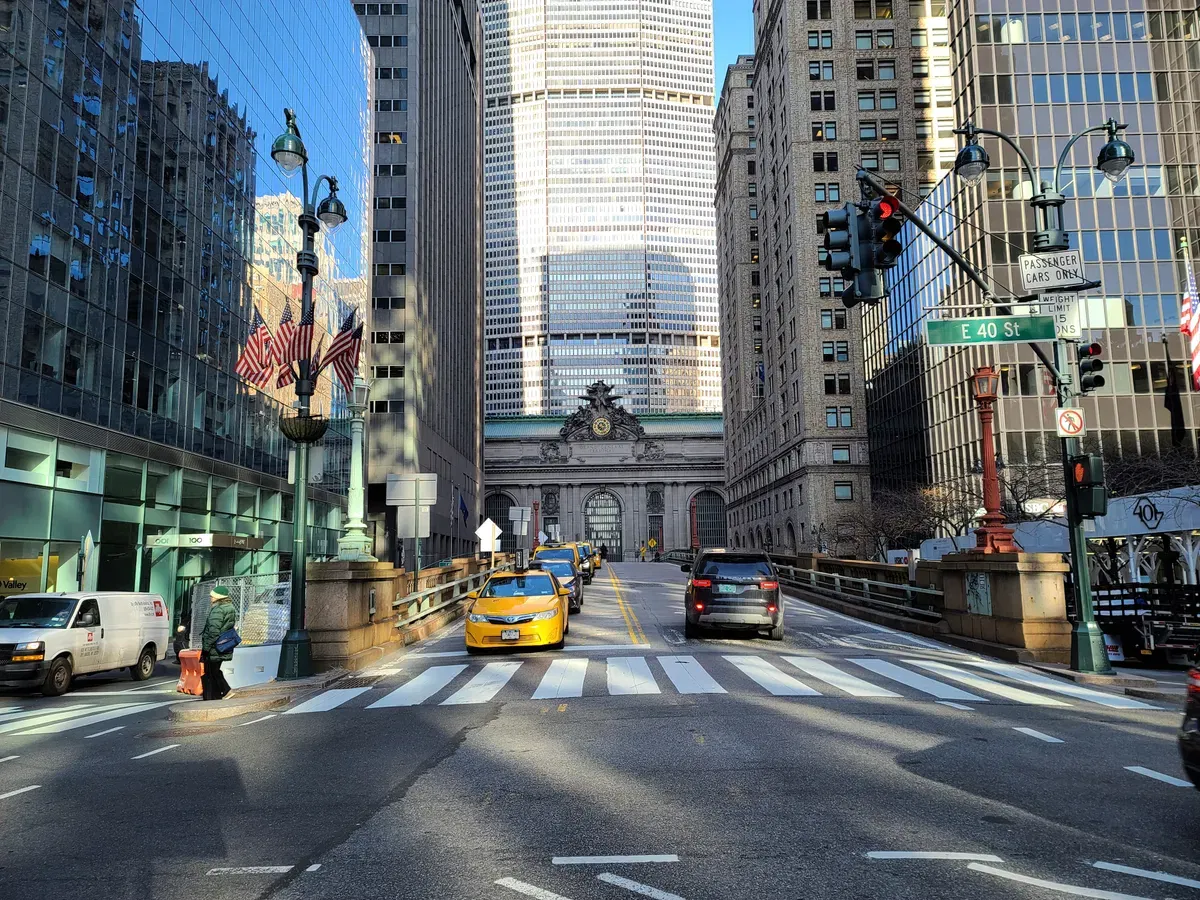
[396,507,430,540]
[476,518,503,553]
[385,473,438,506]
[508,506,531,537]
[537,530,548,545]
[1018,250,1086,293]
[1021,294,1080,339]
[1055,407,1086,438]
[925,315,1056,346]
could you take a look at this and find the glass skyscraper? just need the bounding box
[0,0,370,609]
[481,0,721,417]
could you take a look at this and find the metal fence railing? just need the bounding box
[774,564,944,623]
[189,574,291,649]
[393,566,500,629]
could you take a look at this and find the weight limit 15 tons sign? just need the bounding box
[926,315,1057,346]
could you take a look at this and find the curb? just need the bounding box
[1125,686,1186,703]
[1027,663,1157,688]
[168,695,291,723]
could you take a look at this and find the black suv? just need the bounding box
[1180,667,1200,789]
[682,550,782,640]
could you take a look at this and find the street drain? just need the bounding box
[336,676,383,689]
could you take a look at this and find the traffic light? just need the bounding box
[821,204,860,276]
[867,195,905,269]
[1076,342,1105,393]
[1070,454,1108,519]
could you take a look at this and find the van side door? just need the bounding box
[70,598,105,674]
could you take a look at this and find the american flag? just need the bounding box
[250,364,275,389]
[1182,237,1200,388]
[273,301,297,365]
[235,308,273,379]
[276,364,295,389]
[323,311,358,365]
[328,324,363,392]
[280,304,314,364]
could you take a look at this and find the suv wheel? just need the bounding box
[767,622,784,641]
[684,618,701,639]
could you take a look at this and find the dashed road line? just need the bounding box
[1092,861,1200,890]
[85,726,125,739]
[552,855,679,865]
[495,877,575,899]
[1014,727,1064,743]
[0,785,41,800]
[131,744,179,760]
[1124,766,1192,787]
[207,866,294,875]
[0,755,19,763]
[866,851,1004,862]
[596,873,686,900]
[935,701,975,711]
[235,714,277,727]
[967,862,1153,899]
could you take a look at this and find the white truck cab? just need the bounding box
[0,592,170,696]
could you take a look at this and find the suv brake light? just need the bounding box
[760,580,779,590]
[692,578,712,588]
[1188,669,1200,697]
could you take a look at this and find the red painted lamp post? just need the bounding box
[971,366,1018,553]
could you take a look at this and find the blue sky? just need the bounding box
[714,0,755,90]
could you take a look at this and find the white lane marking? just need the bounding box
[206,866,294,875]
[13,701,176,735]
[93,681,177,694]
[957,660,1161,710]
[283,688,372,715]
[0,785,41,800]
[657,655,726,694]
[936,701,975,711]
[553,855,679,865]
[0,755,19,763]
[131,744,179,760]
[532,659,589,699]
[1092,861,1200,890]
[726,656,820,696]
[906,659,1066,706]
[1014,727,1064,743]
[84,726,125,739]
[441,662,522,705]
[367,665,467,708]
[0,705,100,730]
[565,643,647,652]
[305,864,322,872]
[412,650,470,658]
[495,877,576,899]
[867,851,1004,861]
[596,873,685,900]
[849,659,985,701]
[607,657,661,695]
[784,656,900,697]
[968,863,1154,899]
[235,714,277,727]
[1124,766,1193,787]
[0,706,23,714]
[786,595,959,651]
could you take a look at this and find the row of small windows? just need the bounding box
[974,11,1156,44]
[827,407,854,428]
[376,132,407,144]
[376,100,409,112]
[825,374,852,395]
[372,296,407,310]
[375,67,409,79]
[367,35,409,47]
[374,263,407,276]
[370,400,406,414]
[376,164,407,176]
[372,331,407,344]
[355,3,408,14]
[374,230,407,243]
[372,365,406,379]
[375,196,408,209]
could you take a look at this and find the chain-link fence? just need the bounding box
[188,574,291,649]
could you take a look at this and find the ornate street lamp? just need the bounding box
[270,108,349,679]
[338,374,376,561]
[970,367,1018,554]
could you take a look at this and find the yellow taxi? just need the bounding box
[535,541,594,583]
[583,541,602,571]
[465,568,570,652]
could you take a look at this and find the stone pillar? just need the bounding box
[938,551,1072,663]
[305,560,409,671]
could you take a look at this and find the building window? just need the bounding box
[882,150,901,171]
[750,270,761,285]
[812,121,837,141]
[809,61,834,80]
[855,30,873,49]
[748,181,758,196]
[857,60,875,80]
[826,406,840,426]
[747,160,756,175]
[749,205,758,219]
[808,29,834,48]
[810,91,836,111]
[877,29,895,47]
[823,341,836,362]
[911,28,928,46]
[913,59,930,78]
[862,151,880,170]
[879,90,897,109]
[807,0,832,19]
[858,91,876,110]
[839,406,853,427]
[754,338,763,352]
[838,373,851,394]
[878,61,896,80]
[813,152,838,172]
[753,316,763,331]
[834,482,854,500]
[836,340,849,361]
[914,88,931,107]
[749,227,759,242]
[814,183,841,202]
[832,446,852,463]
[747,115,756,128]
[751,293,762,308]
[860,121,878,141]
[881,120,900,140]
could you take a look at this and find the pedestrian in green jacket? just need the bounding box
[200,587,236,700]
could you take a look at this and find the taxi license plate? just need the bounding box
[717,584,739,594]
[501,629,520,641]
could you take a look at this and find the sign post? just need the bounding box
[386,473,438,575]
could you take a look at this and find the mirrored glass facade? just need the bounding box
[482,0,721,417]
[0,0,370,606]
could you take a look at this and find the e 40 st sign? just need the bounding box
[926,315,1057,346]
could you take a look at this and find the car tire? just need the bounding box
[466,645,484,656]
[131,645,156,681]
[42,656,73,697]
[684,618,700,639]
[767,622,785,641]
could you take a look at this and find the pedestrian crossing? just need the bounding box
[279,654,1163,714]
[0,699,186,737]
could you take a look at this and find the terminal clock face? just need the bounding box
[592,416,612,437]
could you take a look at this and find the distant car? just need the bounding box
[681,550,782,641]
[535,559,584,613]
[1180,668,1200,789]
[464,569,570,652]
[535,542,593,584]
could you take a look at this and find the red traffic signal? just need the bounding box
[874,195,900,219]
[1078,342,1102,358]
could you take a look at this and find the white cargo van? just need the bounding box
[0,592,170,696]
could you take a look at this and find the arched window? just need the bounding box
[584,490,624,561]
[693,490,728,548]
[786,521,797,553]
[483,493,519,551]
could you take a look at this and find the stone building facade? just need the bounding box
[483,383,727,560]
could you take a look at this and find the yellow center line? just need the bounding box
[608,567,648,644]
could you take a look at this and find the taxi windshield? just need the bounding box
[536,548,576,562]
[540,561,575,580]
[482,575,556,597]
[0,596,76,628]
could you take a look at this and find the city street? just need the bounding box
[1,563,1196,900]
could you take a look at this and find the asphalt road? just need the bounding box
[2,562,1197,900]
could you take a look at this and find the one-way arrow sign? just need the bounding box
[476,518,503,553]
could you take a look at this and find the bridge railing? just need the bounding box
[774,564,944,624]
[392,566,500,630]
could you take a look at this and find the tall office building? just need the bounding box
[0,0,370,611]
[481,0,721,418]
[354,0,485,562]
[718,0,953,553]
[864,4,1200,517]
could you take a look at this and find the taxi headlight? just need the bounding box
[467,612,489,623]
[531,608,560,621]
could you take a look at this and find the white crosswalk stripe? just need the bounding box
[607,656,660,695]
[849,659,986,701]
[957,659,1161,709]
[726,655,820,696]
[12,701,179,735]
[0,705,94,726]
[906,660,1070,706]
[367,664,467,708]
[784,657,901,697]
[0,705,130,735]
[441,662,522,705]
[284,687,373,715]
[658,655,726,694]
[532,659,589,699]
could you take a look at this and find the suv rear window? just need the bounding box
[698,556,773,579]
[536,548,576,562]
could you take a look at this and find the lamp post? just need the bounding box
[271,108,349,679]
[953,118,1131,675]
[970,366,1018,553]
[338,374,376,561]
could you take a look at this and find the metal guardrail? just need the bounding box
[775,564,944,623]
[392,566,500,629]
